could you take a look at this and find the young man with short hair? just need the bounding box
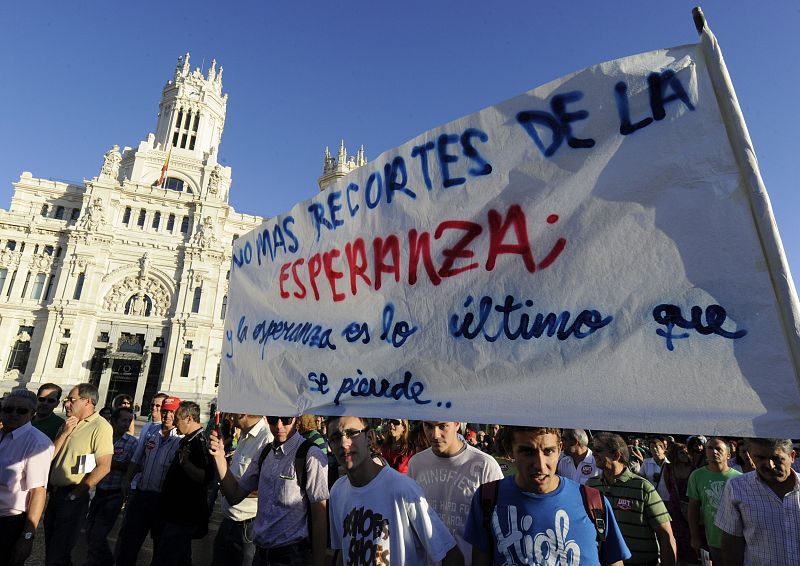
[327,415,464,565]
[465,427,630,566]
[210,415,329,566]
[687,437,740,564]
[408,421,503,564]
[32,382,64,441]
[154,401,215,564]
[715,437,800,566]
[587,432,676,566]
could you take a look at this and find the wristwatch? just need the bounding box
[22,531,34,541]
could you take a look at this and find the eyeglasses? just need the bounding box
[388,419,402,426]
[329,428,367,444]
[64,397,86,404]
[151,403,162,408]
[266,416,295,426]
[2,406,30,415]
[38,397,59,405]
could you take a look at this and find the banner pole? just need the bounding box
[692,6,800,385]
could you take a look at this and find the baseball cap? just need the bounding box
[161,396,181,412]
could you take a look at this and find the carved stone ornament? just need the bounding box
[0,248,21,268]
[192,216,216,248]
[207,166,221,195]
[77,197,106,231]
[100,145,122,180]
[103,275,171,317]
[30,253,55,272]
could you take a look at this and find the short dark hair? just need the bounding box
[112,406,134,422]
[593,432,630,463]
[177,401,201,423]
[75,383,99,405]
[502,426,561,455]
[37,382,62,398]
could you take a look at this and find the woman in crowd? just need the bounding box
[112,394,135,434]
[380,418,415,474]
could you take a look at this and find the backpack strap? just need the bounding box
[257,441,274,471]
[480,479,501,547]
[580,484,606,558]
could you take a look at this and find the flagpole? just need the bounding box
[693,7,800,382]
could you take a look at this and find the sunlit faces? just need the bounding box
[649,440,667,461]
[64,388,92,419]
[748,443,797,486]
[388,419,405,441]
[705,438,729,466]
[174,410,192,435]
[512,431,562,494]
[267,416,296,443]
[36,387,60,416]
[422,421,461,457]
[328,416,370,472]
[161,409,176,429]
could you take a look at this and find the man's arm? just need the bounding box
[472,547,492,566]
[721,531,745,566]
[209,431,250,505]
[441,545,464,566]
[10,486,46,565]
[687,498,703,552]
[73,453,112,496]
[310,499,327,566]
[653,520,676,566]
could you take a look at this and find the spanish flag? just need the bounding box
[153,147,172,188]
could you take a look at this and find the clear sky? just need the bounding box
[1,1,798,276]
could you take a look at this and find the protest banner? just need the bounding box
[220,14,800,437]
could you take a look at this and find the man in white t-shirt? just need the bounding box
[557,428,600,484]
[327,416,464,566]
[408,422,503,564]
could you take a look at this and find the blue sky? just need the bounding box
[1,1,798,276]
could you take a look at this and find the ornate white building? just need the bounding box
[0,54,269,412]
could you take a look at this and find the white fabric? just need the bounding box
[556,449,600,485]
[222,417,273,521]
[330,465,456,565]
[407,444,503,565]
[221,42,800,438]
[0,422,53,517]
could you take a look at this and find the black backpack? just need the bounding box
[480,479,607,559]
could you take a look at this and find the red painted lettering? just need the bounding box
[345,238,371,296]
[486,204,536,272]
[323,248,345,302]
[408,229,441,286]
[435,220,482,278]
[373,235,400,291]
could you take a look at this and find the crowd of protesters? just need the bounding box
[1,383,799,565]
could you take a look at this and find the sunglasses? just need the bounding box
[388,419,403,426]
[2,406,30,415]
[329,428,367,444]
[38,397,59,404]
[266,416,295,426]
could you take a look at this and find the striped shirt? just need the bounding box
[131,425,181,492]
[715,470,800,566]
[98,433,138,490]
[587,469,671,565]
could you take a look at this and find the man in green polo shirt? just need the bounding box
[687,437,741,565]
[44,382,113,566]
[588,432,677,566]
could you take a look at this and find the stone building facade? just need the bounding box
[0,53,266,412]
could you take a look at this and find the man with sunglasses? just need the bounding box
[0,389,54,565]
[46,383,114,566]
[327,416,464,565]
[210,415,329,566]
[32,382,64,441]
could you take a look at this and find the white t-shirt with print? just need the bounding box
[330,465,456,566]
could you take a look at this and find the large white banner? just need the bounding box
[220,40,800,437]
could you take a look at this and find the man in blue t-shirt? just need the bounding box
[464,427,630,566]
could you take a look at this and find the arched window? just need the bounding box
[164,177,185,192]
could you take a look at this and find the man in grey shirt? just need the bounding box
[211,415,329,566]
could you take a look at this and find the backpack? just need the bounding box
[480,479,607,559]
